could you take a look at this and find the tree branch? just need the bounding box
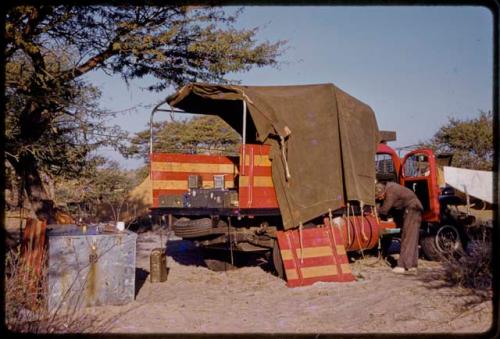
[23,6,54,38]
[59,24,137,81]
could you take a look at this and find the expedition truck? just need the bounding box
[148,83,471,277]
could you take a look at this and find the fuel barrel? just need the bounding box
[330,215,380,251]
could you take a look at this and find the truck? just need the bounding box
[148,83,472,278]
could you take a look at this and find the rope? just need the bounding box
[280,136,291,180]
[327,209,338,253]
[346,202,351,245]
[350,204,366,260]
[328,208,344,245]
[299,222,304,264]
[159,215,163,249]
[228,217,234,266]
[328,208,335,242]
[373,206,380,225]
[360,201,368,241]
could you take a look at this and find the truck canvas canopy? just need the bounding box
[167,83,380,230]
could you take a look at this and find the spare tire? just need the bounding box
[172,217,213,238]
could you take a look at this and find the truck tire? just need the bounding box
[271,240,285,279]
[420,224,462,261]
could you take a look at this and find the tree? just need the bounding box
[54,161,142,222]
[423,111,493,170]
[127,115,241,162]
[5,51,125,218]
[5,5,285,220]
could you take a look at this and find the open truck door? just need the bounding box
[400,149,440,223]
[402,149,470,260]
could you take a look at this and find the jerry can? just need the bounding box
[150,248,168,283]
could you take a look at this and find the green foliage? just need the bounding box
[127,115,241,162]
[55,162,133,205]
[133,165,150,183]
[5,57,125,179]
[422,111,493,170]
[54,161,142,221]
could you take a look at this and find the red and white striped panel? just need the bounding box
[277,219,355,287]
[150,153,238,208]
[239,144,279,209]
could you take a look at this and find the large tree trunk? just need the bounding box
[8,152,55,222]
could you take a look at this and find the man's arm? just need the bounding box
[378,190,396,215]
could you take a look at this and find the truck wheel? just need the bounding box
[420,225,462,261]
[271,240,285,279]
[202,249,237,272]
[204,258,237,271]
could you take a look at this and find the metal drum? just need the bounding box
[330,215,381,251]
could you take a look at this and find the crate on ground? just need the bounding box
[47,224,137,312]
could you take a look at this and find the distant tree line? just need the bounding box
[127,115,241,158]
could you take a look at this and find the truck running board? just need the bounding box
[276,217,355,287]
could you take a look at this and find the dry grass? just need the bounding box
[436,227,493,305]
[442,240,492,291]
[4,247,105,334]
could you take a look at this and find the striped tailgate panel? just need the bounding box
[150,153,239,208]
[239,144,279,209]
[277,220,355,287]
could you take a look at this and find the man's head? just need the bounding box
[375,182,387,200]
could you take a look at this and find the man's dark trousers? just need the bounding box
[398,200,422,269]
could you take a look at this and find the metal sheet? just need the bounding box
[47,224,137,312]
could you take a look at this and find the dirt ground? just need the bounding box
[74,229,493,335]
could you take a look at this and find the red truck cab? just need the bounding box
[376,144,440,224]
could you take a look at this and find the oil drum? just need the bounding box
[150,248,168,283]
[331,215,380,251]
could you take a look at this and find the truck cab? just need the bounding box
[375,144,466,259]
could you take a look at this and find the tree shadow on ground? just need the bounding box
[135,268,149,297]
[417,264,492,309]
[165,238,275,275]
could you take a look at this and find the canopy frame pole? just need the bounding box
[149,100,168,155]
[241,100,247,175]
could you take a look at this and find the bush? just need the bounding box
[4,247,101,333]
[440,228,492,291]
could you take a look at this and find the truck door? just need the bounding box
[400,149,440,223]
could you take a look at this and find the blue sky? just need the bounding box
[83,6,493,169]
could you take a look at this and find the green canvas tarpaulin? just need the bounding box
[167,83,380,230]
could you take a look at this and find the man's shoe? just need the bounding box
[392,266,418,275]
[392,266,406,274]
[407,267,418,275]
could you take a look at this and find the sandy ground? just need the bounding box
[75,230,494,335]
